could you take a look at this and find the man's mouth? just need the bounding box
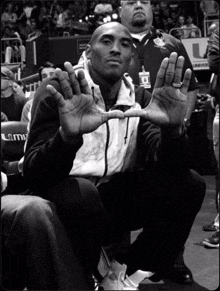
[107,59,121,64]
[133,11,145,17]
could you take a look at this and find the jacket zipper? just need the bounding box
[102,121,110,178]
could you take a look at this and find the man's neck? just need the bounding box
[88,63,122,103]
[100,80,122,109]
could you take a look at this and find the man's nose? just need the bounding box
[135,1,142,7]
[111,42,120,53]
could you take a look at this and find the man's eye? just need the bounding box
[122,41,130,47]
[102,39,111,45]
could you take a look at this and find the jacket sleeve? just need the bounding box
[135,89,189,172]
[23,78,83,193]
[207,29,219,75]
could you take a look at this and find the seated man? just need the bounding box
[1,22,205,290]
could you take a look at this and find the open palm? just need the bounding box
[125,52,192,127]
[47,63,124,136]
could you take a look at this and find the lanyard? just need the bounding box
[132,37,150,67]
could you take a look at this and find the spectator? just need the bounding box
[201,28,219,249]
[1,22,206,290]
[2,26,19,64]
[1,25,26,64]
[152,3,162,29]
[120,0,198,133]
[52,3,65,30]
[181,15,200,38]
[1,2,18,29]
[27,18,42,40]
[21,61,57,124]
[200,0,219,15]
[174,15,186,39]
[38,61,57,81]
[22,0,37,25]
[62,2,75,30]
[94,0,113,15]
[1,67,27,121]
[163,16,175,34]
[160,0,170,19]
[13,80,26,98]
[16,15,34,42]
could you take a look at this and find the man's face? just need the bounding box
[179,16,185,25]
[41,67,56,81]
[120,0,153,33]
[86,23,133,84]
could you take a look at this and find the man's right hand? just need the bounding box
[46,62,124,140]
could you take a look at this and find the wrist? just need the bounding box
[59,127,82,143]
[162,124,185,138]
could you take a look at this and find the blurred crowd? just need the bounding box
[0,1,219,65]
[1,0,216,41]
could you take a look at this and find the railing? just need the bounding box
[1,37,25,69]
[169,27,202,39]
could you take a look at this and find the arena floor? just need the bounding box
[131,175,219,291]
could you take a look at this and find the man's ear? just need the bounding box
[85,44,92,59]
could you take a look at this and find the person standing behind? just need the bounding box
[120,0,198,284]
[201,28,219,248]
[1,67,27,121]
[119,0,198,129]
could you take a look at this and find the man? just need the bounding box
[120,0,198,128]
[181,15,200,39]
[38,61,57,82]
[20,61,57,123]
[200,28,219,249]
[1,67,27,121]
[120,0,199,283]
[2,22,205,290]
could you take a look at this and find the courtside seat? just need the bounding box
[1,121,28,193]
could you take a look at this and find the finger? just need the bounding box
[101,110,125,123]
[173,56,184,84]
[78,70,91,94]
[64,62,81,95]
[164,52,178,85]
[124,109,146,118]
[47,84,65,107]
[180,68,192,95]
[55,68,73,99]
[154,57,169,88]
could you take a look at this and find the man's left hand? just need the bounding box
[125,52,192,128]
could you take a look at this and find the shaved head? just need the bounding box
[89,22,132,46]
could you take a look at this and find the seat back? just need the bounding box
[1,121,28,163]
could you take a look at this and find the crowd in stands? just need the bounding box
[1,1,218,41]
[0,1,219,65]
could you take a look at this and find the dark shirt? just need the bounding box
[1,93,27,121]
[128,27,198,93]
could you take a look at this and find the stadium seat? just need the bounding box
[1,121,28,193]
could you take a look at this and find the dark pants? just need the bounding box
[1,168,205,289]
[46,167,205,275]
